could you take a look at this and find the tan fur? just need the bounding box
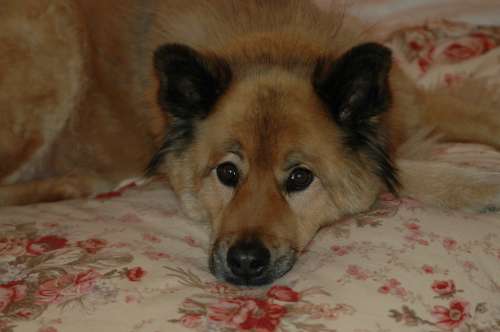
[0,0,159,205]
[1,0,499,283]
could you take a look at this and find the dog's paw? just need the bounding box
[398,159,500,213]
[52,175,113,200]
[461,178,500,213]
[479,204,500,213]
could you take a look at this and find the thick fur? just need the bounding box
[0,0,160,205]
[1,0,499,284]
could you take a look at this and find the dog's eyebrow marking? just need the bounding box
[222,140,244,160]
[282,151,315,171]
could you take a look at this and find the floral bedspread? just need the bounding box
[1,15,500,332]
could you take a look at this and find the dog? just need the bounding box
[1,0,499,286]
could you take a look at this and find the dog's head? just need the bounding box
[149,42,398,286]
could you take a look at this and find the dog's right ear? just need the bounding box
[312,42,393,130]
[154,44,232,119]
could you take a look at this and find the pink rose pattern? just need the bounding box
[266,285,301,302]
[165,273,353,332]
[0,21,500,332]
[207,297,287,331]
[76,238,107,254]
[431,300,471,330]
[386,20,500,86]
[126,267,146,282]
[0,221,147,331]
[432,280,458,297]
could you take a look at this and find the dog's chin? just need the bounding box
[209,249,297,287]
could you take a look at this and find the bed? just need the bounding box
[1,1,500,331]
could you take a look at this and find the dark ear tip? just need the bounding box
[350,42,393,62]
[313,42,392,83]
[356,42,392,53]
[154,43,198,71]
[154,43,197,56]
[153,43,232,119]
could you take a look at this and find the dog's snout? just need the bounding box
[227,239,270,279]
[210,236,296,286]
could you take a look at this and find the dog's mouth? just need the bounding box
[209,237,297,286]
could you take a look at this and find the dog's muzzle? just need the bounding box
[227,238,270,280]
[209,236,297,286]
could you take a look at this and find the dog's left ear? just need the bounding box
[313,43,399,193]
[154,44,232,120]
[313,42,393,131]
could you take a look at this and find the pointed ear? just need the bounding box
[154,44,232,119]
[313,43,399,193]
[313,42,393,129]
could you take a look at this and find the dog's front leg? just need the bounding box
[397,159,500,212]
[0,175,114,207]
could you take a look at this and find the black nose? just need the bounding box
[227,239,271,279]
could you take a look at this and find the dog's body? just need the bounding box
[1,0,500,285]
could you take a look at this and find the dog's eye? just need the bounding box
[286,167,314,192]
[216,162,239,187]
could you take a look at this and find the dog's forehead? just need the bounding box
[233,81,333,166]
[221,80,307,160]
[244,86,294,166]
[202,71,344,170]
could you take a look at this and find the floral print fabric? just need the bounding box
[1,19,500,332]
[385,20,500,88]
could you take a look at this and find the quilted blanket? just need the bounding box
[1,3,500,332]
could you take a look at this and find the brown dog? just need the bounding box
[1,0,499,285]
